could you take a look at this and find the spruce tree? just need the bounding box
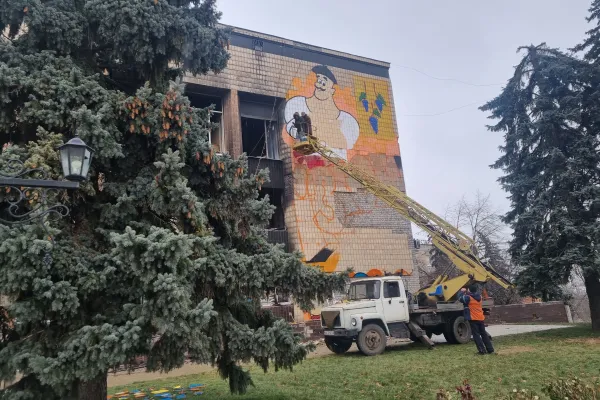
[481,43,600,329]
[573,1,600,328]
[0,1,346,399]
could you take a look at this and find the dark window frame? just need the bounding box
[241,116,280,160]
[383,281,402,299]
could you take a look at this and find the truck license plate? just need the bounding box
[324,330,335,336]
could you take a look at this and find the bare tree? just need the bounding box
[445,191,505,248]
[414,242,437,288]
[563,267,591,322]
[426,191,521,304]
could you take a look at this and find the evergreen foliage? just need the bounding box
[0,1,346,398]
[481,41,600,327]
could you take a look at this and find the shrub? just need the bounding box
[543,377,600,400]
[437,380,476,400]
[441,377,600,399]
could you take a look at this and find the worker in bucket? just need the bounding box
[458,284,495,355]
[292,112,311,142]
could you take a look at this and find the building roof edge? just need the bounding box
[219,24,391,69]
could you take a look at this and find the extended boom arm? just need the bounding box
[293,137,512,301]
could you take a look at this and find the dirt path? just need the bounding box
[107,340,344,387]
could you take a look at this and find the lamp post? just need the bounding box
[0,136,94,224]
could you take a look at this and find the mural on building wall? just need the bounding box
[282,65,412,274]
[358,87,387,134]
[284,65,359,160]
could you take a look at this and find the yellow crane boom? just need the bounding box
[293,136,513,302]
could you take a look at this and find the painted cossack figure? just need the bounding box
[285,65,359,159]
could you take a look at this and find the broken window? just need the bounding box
[241,117,280,159]
[208,110,223,153]
[185,90,224,153]
[239,93,282,159]
[265,120,279,159]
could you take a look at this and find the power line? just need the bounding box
[399,101,484,117]
[395,65,505,87]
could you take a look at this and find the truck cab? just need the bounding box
[320,276,487,356]
[321,277,413,356]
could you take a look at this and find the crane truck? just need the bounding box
[292,134,513,356]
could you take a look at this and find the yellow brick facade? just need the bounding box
[184,26,419,294]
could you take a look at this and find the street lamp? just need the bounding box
[0,135,94,224]
[58,136,94,183]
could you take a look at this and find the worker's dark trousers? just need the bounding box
[469,320,494,354]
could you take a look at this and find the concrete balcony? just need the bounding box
[265,228,289,252]
[247,157,284,189]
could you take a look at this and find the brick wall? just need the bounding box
[291,319,324,342]
[184,27,418,282]
[487,301,572,324]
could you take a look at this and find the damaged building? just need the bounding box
[183,26,420,320]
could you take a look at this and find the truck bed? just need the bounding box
[409,299,494,314]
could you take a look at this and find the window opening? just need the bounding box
[242,117,279,159]
[186,92,223,153]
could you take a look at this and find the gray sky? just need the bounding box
[217,0,592,239]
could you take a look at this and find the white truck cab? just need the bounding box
[320,276,486,356]
[321,277,415,355]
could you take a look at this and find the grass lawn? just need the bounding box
[108,326,600,400]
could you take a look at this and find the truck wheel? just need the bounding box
[357,324,387,356]
[443,316,471,344]
[324,338,352,354]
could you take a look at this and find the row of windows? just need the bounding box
[349,280,404,300]
[185,88,282,160]
[184,88,286,231]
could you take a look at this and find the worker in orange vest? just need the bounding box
[458,284,495,355]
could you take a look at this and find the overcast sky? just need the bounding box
[216,0,592,239]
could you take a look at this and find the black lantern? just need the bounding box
[0,135,93,243]
[57,136,94,182]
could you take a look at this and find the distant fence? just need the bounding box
[262,304,294,322]
[488,301,572,324]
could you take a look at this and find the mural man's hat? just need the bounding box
[311,65,337,84]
